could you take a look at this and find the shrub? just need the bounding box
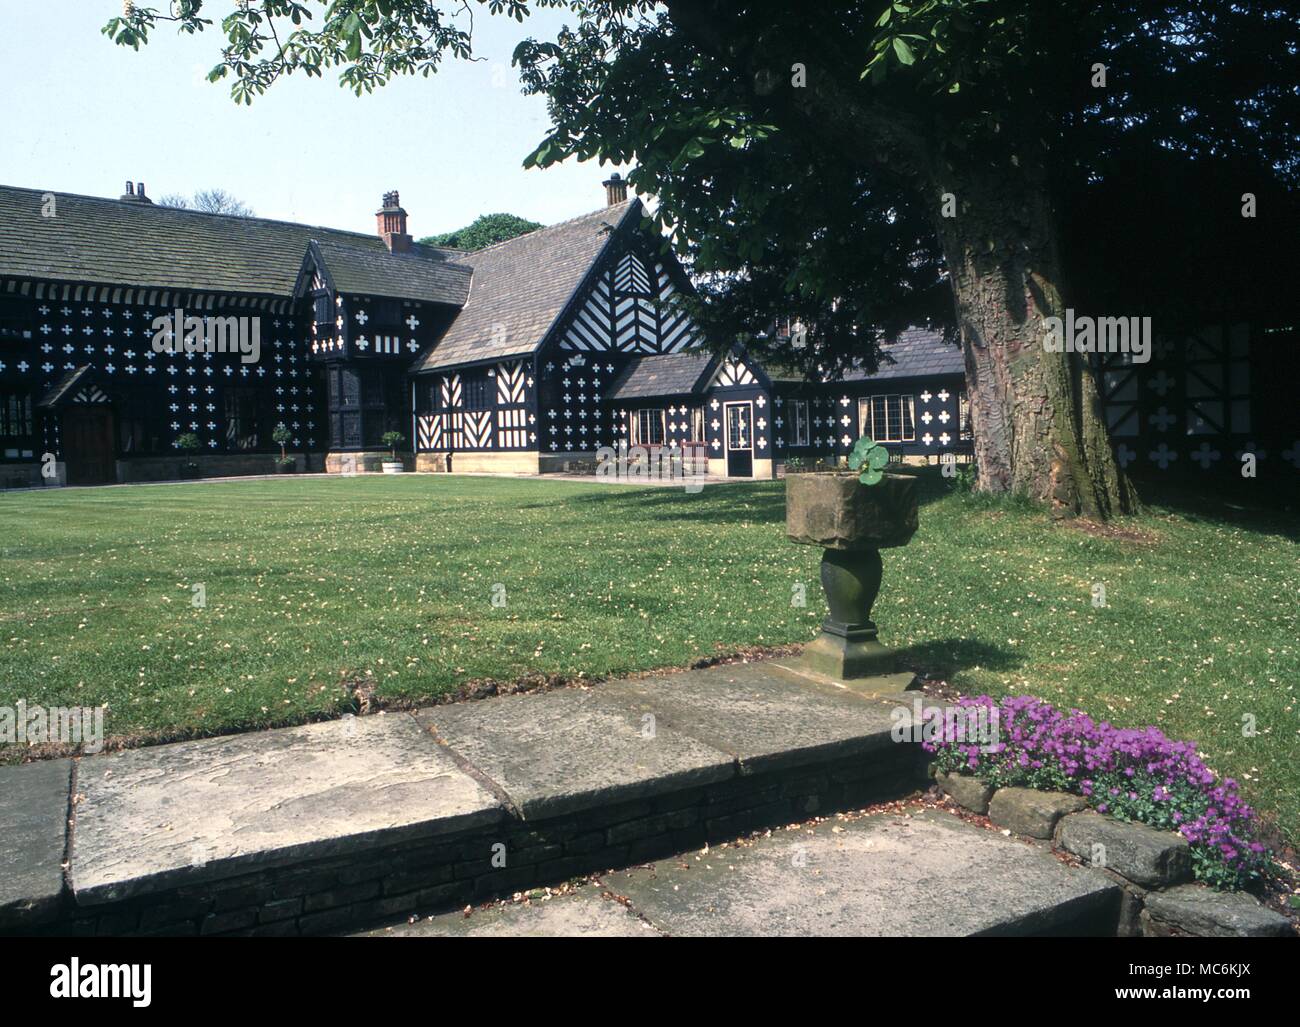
[925,694,1271,890]
[948,461,977,493]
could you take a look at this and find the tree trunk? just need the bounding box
[928,157,1138,519]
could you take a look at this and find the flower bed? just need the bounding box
[925,694,1271,890]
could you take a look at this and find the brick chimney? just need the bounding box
[602,172,628,206]
[376,190,412,253]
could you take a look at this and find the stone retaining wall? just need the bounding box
[936,772,1291,938]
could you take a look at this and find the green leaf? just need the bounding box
[344,13,363,61]
[892,37,915,66]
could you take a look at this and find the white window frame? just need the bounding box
[858,394,916,443]
[790,399,810,446]
[633,407,666,446]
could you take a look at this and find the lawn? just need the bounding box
[0,473,1295,844]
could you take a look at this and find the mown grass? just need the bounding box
[0,472,1295,843]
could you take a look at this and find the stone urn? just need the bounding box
[786,471,918,680]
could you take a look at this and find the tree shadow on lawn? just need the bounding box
[551,468,963,523]
[1129,472,1300,543]
[894,636,1023,685]
[556,481,790,524]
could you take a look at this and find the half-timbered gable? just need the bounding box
[294,232,467,466]
[409,197,711,473]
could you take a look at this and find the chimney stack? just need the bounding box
[602,172,628,206]
[376,190,412,253]
[119,180,153,204]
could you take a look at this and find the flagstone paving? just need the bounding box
[361,889,657,937]
[414,686,736,820]
[598,660,913,774]
[357,809,1121,937]
[1,657,1119,937]
[71,713,503,904]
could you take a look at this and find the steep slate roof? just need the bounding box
[412,199,638,373]
[36,366,93,409]
[0,184,462,298]
[605,328,961,398]
[306,238,471,305]
[607,351,716,400]
[843,327,962,381]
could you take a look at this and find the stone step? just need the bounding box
[0,661,930,937]
[357,809,1123,937]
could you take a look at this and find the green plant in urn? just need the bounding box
[785,435,918,684]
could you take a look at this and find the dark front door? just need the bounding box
[725,401,753,477]
[63,407,116,485]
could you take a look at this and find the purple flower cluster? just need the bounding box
[924,694,1269,888]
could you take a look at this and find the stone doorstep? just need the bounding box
[2,658,927,929]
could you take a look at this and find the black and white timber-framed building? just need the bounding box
[0,176,1293,488]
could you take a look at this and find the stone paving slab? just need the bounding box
[357,890,658,937]
[0,759,72,928]
[71,713,504,905]
[416,686,736,820]
[604,810,1120,937]
[599,661,916,774]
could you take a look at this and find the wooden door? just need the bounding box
[63,407,116,485]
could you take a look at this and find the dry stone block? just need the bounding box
[1142,884,1291,937]
[936,771,994,815]
[987,788,1086,840]
[1056,811,1191,887]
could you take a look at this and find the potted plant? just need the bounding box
[785,435,919,683]
[271,424,296,474]
[381,431,406,474]
[176,432,202,479]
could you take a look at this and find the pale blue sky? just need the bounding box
[0,2,628,237]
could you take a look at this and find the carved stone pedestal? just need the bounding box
[785,472,919,685]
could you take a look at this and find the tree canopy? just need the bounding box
[419,212,543,250]
[102,2,1299,516]
[157,187,256,217]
